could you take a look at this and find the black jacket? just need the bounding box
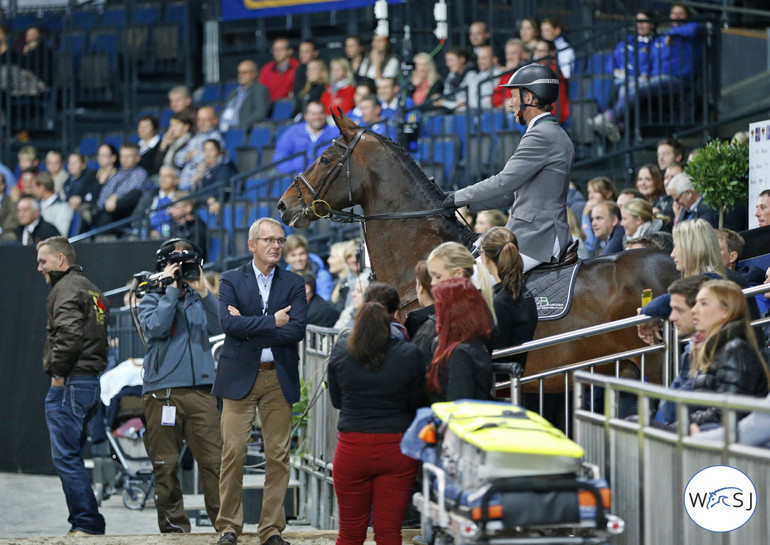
[430,339,493,404]
[405,304,436,364]
[15,217,61,244]
[690,322,769,426]
[306,294,340,327]
[491,284,538,373]
[43,266,110,377]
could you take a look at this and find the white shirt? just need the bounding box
[252,261,276,362]
[526,112,551,133]
[22,217,41,246]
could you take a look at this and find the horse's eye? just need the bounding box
[320,157,330,165]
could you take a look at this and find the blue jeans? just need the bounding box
[45,375,105,534]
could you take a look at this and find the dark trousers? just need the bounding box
[45,375,105,535]
[143,387,223,533]
[333,431,419,545]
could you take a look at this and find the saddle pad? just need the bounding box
[525,261,581,321]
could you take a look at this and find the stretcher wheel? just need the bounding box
[122,485,146,510]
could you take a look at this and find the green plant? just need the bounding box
[290,378,311,453]
[685,139,749,229]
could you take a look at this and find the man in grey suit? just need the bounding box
[219,60,272,133]
[444,64,574,272]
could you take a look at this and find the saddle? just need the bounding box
[524,240,581,321]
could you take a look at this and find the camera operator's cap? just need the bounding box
[155,238,203,271]
[502,63,559,106]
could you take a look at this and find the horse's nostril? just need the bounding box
[277,201,286,212]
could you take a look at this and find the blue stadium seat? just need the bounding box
[587,78,614,111]
[127,134,140,145]
[103,133,123,150]
[271,101,294,121]
[432,137,458,183]
[100,9,126,27]
[248,126,272,149]
[134,6,160,24]
[274,123,291,142]
[199,83,221,105]
[222,81,239,99]
[72,11,98,31]
[90,28,119,65]
[79,136,99,157]
[224,129,246,161]
[481,111,504,132]
[159,108,173,129]
[11,15,37,32]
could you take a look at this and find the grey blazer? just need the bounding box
[454,114,574,263]
[224,81,271,130]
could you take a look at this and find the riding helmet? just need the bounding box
[502,63,559,106]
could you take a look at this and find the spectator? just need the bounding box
[174,106,224,190]
[293,58,329,119]
[45,150,68,199]
[624,232,674,253]
[15,145,39,193]
[344,36,367,81]
[667,172,718,227]
[283,234,334,301]
[519,17,540,55]
[33,171,73,237]
[695,393,770,446]
[212,217,307,545]
[320,58,356,115]
[650,3,703,95]
[407,52,444,108]
[192,139,237,195]
[377,76,414,121]
[404,260,437,363]
[479,227,538,374]
[155,111,194,172]
[591,200,625,256]
[717,228,764,285]
[474,209,507,234]
[0,156,14,192]
[567,207,592,259]
[636,163,674,220]
[258,37,299,103]
[426,241,496,318]
[0,173,19,242]
[581,176,618,254]
[437,48,478,112]
[334,275,370,331]
[475,45,502,109]
[17,25,52,83]
[491,38,530,108]
[168,192,207,259]
[63,152,96,207]
[75,144,118,228]
[17,167,38,198]
[168,85,196,118]
[15,195,59,245]
[426,277,493,403]
[532,39,570,123]
[219,60,271,133]
[688,280,768,430]
[606,11,657,102]
[620,197,668,240]
[540,18,575,79]
[36,237,109,536]
[468,21,492,59]
[754,189,770,227]
[358,34,399,81]
[0,24,15,64]
[364,281,409,340]
[663,162,683,196]
[137,115,161,177]
[346,81,377,124]
[138,239,222,533]
[292,40,320,100]
[299,270,340,327]
[143,165,183,238]
[92,143,151,229]
[357,94,396,139]
[273,101,338,175]
[616,187,643,208]
[657,138,685,171]
[327,300,424,545]
[327,241,351,311]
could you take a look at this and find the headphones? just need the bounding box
[155,238,204,273]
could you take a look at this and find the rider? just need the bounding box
[442,64,574,273]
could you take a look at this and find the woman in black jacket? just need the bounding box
[328,300,426,545]
[479,227,538,375]
[426,277,494,403]
[689,279,769,429]
[404,260,436,364]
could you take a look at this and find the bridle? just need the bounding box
[290,128,451,224]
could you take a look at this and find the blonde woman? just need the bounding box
[408,52,444,106]
[293,58,329,118]
[620,197,668,240]
[328,241,351,311]
[321,58,356,114]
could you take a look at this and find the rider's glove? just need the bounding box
[441,191,456,209]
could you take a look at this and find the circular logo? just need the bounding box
[683,465,757,532]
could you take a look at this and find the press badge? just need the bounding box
[161,405,177,426]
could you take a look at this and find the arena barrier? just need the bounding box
[573,370,770,545]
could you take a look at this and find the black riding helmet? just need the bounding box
[502,63,559,106]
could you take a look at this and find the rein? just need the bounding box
[290,128,453,224]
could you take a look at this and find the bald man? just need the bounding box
[220,60,271,132]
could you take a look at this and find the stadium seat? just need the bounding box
[271,101,294,121]
[159,108,173,129]
[224,129,246,161]
[104,133,123,150]
[248,126,272,149]
[79,136,99,157]
[99,8,126,27]
[72,11,99,31]
[134,6,160,25]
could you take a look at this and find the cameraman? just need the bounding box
[138,239,223,533]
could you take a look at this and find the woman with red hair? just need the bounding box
[426,277,494,402]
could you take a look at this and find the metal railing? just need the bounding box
[573,370,770,545]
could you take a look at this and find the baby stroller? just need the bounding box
[93,384,155,511]
[401,400,625,545]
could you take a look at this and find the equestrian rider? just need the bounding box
[443,64,574,273]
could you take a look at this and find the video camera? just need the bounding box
[132,239,203,298]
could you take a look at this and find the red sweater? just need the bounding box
[321,83,355,114]
[259,58,300,102]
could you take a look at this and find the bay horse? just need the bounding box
[277,112,679,391]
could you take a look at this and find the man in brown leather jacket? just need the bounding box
[37,236,109,536]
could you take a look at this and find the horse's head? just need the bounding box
[278,111,369,228]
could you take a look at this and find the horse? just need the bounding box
[277,111,680,392]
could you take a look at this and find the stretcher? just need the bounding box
[401,400,624,544]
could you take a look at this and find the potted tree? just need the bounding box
[685,139,749,229]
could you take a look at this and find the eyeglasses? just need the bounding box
[255,237,286,246]
[674,190,690,204]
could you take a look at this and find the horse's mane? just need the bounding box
[364,130,478,249]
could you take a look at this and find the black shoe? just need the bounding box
[218,532,237,545]
[264,534,291,545]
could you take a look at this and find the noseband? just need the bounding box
[292,128,366,220]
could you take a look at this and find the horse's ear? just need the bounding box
[334,109,358,140]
